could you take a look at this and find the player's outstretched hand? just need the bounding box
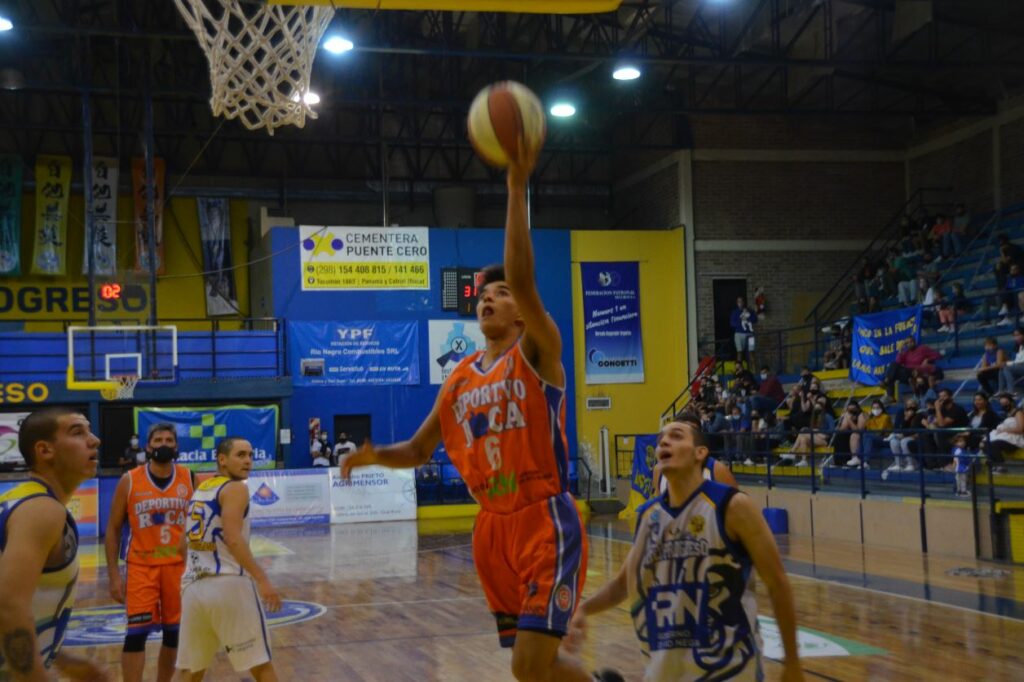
[257,577,282,613]
[563,608,588,654]
[507,133,539,189]
[108,572,125,604]
[340,440,379,480]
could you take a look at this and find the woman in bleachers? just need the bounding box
[787,395,835,468]
[986,393,1024,473]
[977,336,1008,395]
[968,392,1001,449]
[859,399,894,467]
[833,401,867,468]
[888,398,925,472]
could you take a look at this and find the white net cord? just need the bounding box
[173,0,335,135]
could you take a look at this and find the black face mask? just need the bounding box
[150,445,178,463]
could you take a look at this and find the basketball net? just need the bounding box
[173,0,335,135]
[101,375,140,401]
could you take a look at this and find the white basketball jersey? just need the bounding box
[182,475,250,586]
[629,480,763,682]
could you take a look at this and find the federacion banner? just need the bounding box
[31,155,72,275]
[427,320,486,385]
[197,198,239,316]
[132,156,166,275]
[0,154,22,276]
[580,262,645,384]
[82,157,118,276]
[328,466,417,524]
[850,306,922,386]
[298,225,429,290]
[134,405,278,471]
[289,320,420,386]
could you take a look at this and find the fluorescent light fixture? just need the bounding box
[291,91,321,106]
[613,66,641,81]
[549,102,576,118]
[0,16,13,32]
[323,35,354,54]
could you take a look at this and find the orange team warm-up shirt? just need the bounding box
[124,464,194,564]
[438,342,570,514]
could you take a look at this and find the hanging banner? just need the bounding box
[132,156,166,275]
[0,411,29,469]
[197,198,239,316]
[298,225,430,290]
[619,434,658,522]
[0,154,22,276]
[427,320,486,385]
[289,320,420,386]
[0,478,100,538]
[134,405,278,471]
[328,466,417,524]
[580,262,645,384]
[31,155,72,275]
[82,157,119,276]
[850,306,922,386]
[247,469,331,527]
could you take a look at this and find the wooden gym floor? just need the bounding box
[65,516,1024,681]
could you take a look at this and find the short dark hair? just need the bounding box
[147,422,177,444]
[215,437,245,458]
[479,264,505,287]
[938,388,953,398]
[673,415,708,449]
[18,407,84,471]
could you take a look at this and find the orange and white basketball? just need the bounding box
[467,81,546,168]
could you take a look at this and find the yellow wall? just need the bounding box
[1,193,250,330]
[571,228,688,476]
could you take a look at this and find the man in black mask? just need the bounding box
[104,423,195,682]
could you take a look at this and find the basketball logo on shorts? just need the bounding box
[555,585,572,612]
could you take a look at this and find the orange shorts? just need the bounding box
[472,492,587,647]
[125,562,185,634]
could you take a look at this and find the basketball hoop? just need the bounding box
[173,0,335,135]
[102,375,140,401]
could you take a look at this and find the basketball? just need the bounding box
[467,81,546,168]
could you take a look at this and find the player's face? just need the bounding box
[655,421,707,477]
[221,440,254,481]
[147,428,177,452]
[477,280,521,336]
[49,413,101,480]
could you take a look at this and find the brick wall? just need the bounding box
[693,160,905,240]
[688,114,907,150]
[907,131,993,215]
[611,162,680,229]
[1002,118,1024,209]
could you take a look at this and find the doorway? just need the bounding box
[332,414,371,447]
[712,278,748,360]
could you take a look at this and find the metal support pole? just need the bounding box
[83,90,96,328]
[144,71,159,328]
[599,427,611,495]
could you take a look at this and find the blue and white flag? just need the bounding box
[850,306,922,386]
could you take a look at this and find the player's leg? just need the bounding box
[471,509,524,647]
[158,563,186,682]
[216,576,275,676]
[123,563,159,682]
[248,662,279,682]
[175,581,218,682]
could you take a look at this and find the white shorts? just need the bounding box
[176,576,272,673]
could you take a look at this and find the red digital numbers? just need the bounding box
[99,283,122,300]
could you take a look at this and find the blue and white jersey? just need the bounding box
[182,475,249,587]
[630,480,762,682]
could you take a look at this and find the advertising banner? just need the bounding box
[328,466,417,524]
[31,155,72,275]
[580,262,645,384]
[197,197,239,316]
[850,306,922,386]
[0,411,28,469]
[289,320,420,386]
[298,225,429,290]
[135,405,278,471]
[427,320,486,385]
[0,478,99,537]
[82,157,118,276]
[132,156,166,274]
[247,468,331,527]
[0,154,22,276]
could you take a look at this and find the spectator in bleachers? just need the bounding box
[833,401,867,467]
[786,395,835,467]
[953,203,970,239]
[730,296,757,369]
[997,327,1024,395]
[797,366,814,392]
[890,249,918,307]
[968,392,1000,449]
[999,263,1024,327]
[931,213,961,259]
[859,399,894,466]
[883,338,942,400]
[823,324,845,370]
[725,402,751,463]
[935,289,955,332]
[783,384,814,431]
[994,234,1023,301]
[986,393,1024,472]
[952,432,971,497]
[931,388,969,468]
[888,398,924,472]
[748,366,785,415]
[748,409,774,466]
[977,337,1008,395]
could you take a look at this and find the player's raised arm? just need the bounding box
[504,142,563,386]
[724,492,804,681]
[0,497,68,682]
[341,390,443,479]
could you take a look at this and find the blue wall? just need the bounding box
[270,227,576,468]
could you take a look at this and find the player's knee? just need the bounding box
[162,627,179,649]
[123,631,149,652]
[249,662,278,682]
[510,651,555,682]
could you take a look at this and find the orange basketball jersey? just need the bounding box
[438,341,570,514]
[124,464,193,565]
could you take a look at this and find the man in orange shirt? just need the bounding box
[343,146,618,681]
[105,423,194,682]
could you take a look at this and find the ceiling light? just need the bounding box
[549,102,576,118]
[613,66,641,81]
[323,35,354,54]
[0,16,13,32]
[291,91,321,106]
